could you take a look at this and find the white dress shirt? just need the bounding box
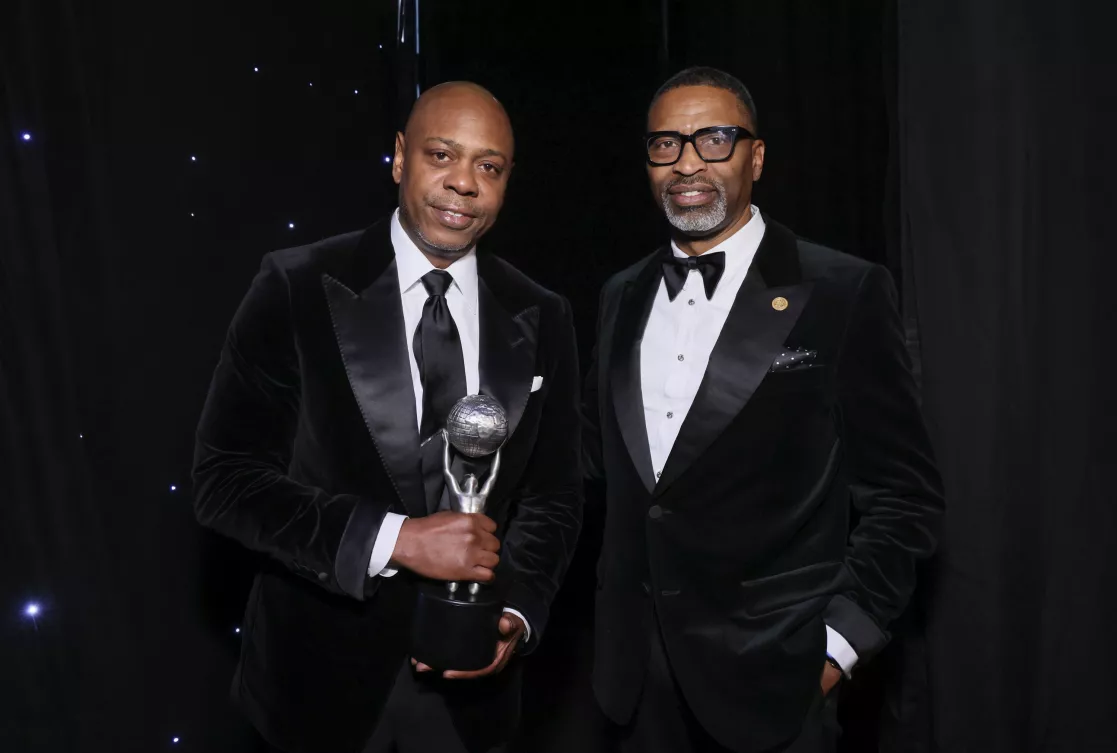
[365,210,529,640]
[638,205,856,674]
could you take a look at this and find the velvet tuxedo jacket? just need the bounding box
[583,218,944,753]
[192,217,583,753]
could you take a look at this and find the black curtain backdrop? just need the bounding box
[894,2,1117,752]
[1,1,139,748]
[4,0,1113,751]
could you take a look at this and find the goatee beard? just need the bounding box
[661,188,729,235]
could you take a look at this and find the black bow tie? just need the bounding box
[661,251,726,301]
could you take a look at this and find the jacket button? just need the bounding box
[648,505,663,520]
[318,572,328,582]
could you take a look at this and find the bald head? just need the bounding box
[405,82,513,150]
[392,81,515,264]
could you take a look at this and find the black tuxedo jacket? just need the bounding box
[192,217,582,753]
[584,218,944,753]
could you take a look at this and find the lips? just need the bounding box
[668,184,717,207]
[430,204,477,230]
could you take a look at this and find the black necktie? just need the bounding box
[661,251,726,301]
[413,270,467,441]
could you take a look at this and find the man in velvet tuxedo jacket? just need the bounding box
[583,67,944,753]
[192,82,582,753]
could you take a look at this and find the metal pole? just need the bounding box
[394,0,421,129]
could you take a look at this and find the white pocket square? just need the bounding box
[530,375,544,392]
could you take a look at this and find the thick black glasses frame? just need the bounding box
[645,125,758,166]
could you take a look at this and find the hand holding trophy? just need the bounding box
[410,394,509,672]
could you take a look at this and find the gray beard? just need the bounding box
[661,189,729,234]
[414,226,472,258]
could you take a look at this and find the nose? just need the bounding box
[444,162,479,197]
[673,140,706,177]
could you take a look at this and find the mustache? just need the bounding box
[662,176,725,193]
[426,196,483,218]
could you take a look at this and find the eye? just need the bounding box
[480,162,503,175]
[431,151,451,161]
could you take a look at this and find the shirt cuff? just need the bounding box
[825,624,859,677]
[367,513,408,578]
[503,607,532,644]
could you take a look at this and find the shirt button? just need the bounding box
[688,299,695,306]
[648,505,663,520]
[677,354,685,362]
[666,412,674,419]
[656,471,662,479]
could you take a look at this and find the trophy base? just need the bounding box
[411,582,503,671]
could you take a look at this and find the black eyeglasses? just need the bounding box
[645,125,758,166]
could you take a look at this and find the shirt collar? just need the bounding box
[390,208,478,313]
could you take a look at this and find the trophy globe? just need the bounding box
[445,395,508,458]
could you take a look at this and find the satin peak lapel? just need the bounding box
[610,256,661,493]
[656,220,813,495]
[323,229,426,518]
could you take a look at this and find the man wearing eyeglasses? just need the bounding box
[583,67,944,753]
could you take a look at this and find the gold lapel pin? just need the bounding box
[772,296,789,311]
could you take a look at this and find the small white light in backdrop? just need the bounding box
[354,89,359,95]
[170,485,177,492]
[79,433,84,439]
[253,67,259,72]
[383,156,391,164]
[23,602,40,630]
[190,213,195,217]
[22,132,32,141]
[309,82,314,87]
[190,156,196,162]
[288,222,295,230]
[173,737,180,744]
[235,627,241,634]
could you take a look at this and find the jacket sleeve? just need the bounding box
[824,264,945,663]
[500,296,585,650]
[191,254,388,601]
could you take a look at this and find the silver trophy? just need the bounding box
[411,394,509,671]
[442,395,506,596]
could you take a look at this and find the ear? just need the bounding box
[751,139,766,182]
[392,132,406,185]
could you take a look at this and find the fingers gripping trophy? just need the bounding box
[411,394,508,671]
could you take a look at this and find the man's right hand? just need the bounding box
[389,511,500,582]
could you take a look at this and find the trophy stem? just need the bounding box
[468,582,481,596]
[447,581,459,594]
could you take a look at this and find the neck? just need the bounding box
[421,251,456,270]
[672,205,754,257]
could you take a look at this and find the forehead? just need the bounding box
[409,93,514,155]
[648,85,750,133]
